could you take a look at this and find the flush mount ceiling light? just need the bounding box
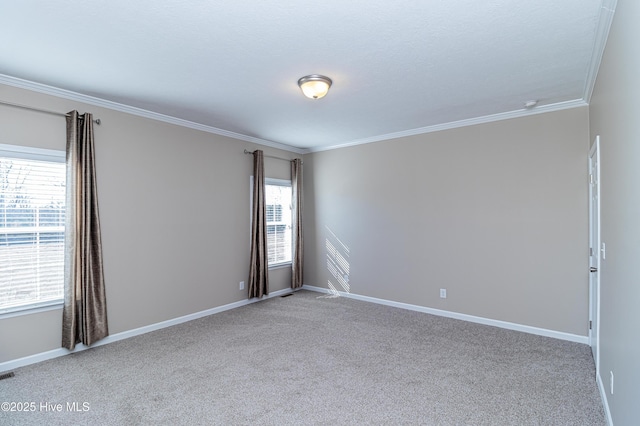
[298,74,332,99]
[524,100,539,109]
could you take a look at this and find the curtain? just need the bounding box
[291,158,303,289]
[62,111,109,350]
[249,150,269,298]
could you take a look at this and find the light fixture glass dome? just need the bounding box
[298,75,332,99]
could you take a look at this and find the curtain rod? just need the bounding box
[0,100,101,125]
[244,149,302,164]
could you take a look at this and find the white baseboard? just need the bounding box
[597,370,614,425]
[0,288,293,374]
[302,285,589,344]
[0,285,589,372]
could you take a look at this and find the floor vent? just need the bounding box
[0,372,15,381]
[281,293,293,298]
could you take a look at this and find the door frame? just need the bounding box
[588,135,601,373]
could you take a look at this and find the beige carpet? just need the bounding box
[0,290,605,425]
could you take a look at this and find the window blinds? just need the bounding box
[265,181,292,266]
[0,153,65,313]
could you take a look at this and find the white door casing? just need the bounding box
[588,136,601,372]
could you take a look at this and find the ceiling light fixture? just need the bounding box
[298,75,332,99]
[524,100,539,109]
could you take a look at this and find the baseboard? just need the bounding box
[597,370,614,425]
[0,288,293,374]
[302,285,589,344]
[0,285,589,372]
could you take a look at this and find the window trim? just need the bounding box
[249,176,293,269]
[0,143,65,163]
[265,178,293,268]
[0,300,63,319]
[0,144,66,316]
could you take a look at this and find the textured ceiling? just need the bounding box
[0,1,614,152]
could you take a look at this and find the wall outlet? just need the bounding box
[239,281,245,290]
[440,289,447,299]
[610,371,614,395]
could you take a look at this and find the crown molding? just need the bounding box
[305,99,589,153]
[0,73,590,156]
[0,74,305,155]
[583,0,617,103]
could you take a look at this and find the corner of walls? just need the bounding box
[303,108,590,338]
[0,82,296,366]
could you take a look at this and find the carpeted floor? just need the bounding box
[0,290,605,425]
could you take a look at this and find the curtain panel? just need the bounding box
[249,150,269,298]
[62,111,109,350]
[291,158,303,289]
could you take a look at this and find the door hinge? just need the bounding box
[590,320,592,330]
[589,174,594,184]
[590,247,594,256]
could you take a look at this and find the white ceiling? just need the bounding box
[0,1,614,152]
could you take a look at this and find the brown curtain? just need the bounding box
[249,150,269,298]
[291,158,303,289]
[62,111,109,350]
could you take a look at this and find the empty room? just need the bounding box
[0,0,637,424]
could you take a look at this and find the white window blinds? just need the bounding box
[0,147,65,313]
[265,181,293,265]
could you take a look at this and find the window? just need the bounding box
[251,177,293,267]
[265,180,293,266]
[0,144,66,314]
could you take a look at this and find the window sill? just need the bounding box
[0,300,64,319]
[269,262,292,271]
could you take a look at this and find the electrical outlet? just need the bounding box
[239,281,245,290]
[440,289,447,299]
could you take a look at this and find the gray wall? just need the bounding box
[0,84,296,363]
[304,107,590,336]
[589,0,640,423]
